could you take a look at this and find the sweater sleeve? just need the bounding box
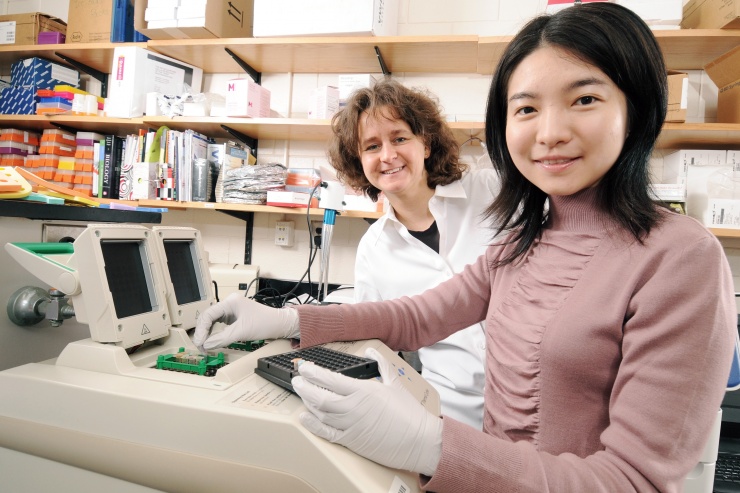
[423,232,737,493]
[295,250,493,351]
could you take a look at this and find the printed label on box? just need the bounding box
[0,21,16,44]
[710,199,740,228]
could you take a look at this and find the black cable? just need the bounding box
[212,280,220,302]
[305,182,322,303]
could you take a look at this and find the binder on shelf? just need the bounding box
[111,0,136,43]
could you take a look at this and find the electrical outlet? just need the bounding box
[311,220,323,247]
[275,221,295,247]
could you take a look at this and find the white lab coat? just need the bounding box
[354,168,499,430]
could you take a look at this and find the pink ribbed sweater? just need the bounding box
[295,188,736,493]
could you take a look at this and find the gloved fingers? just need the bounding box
[192,302,229,348]
[299,411,343,443]
[298,359,371,397]
[364,347,406,390]
[201,322,239,350]
[292,372,360,420]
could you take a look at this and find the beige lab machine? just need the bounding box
[0,224,439,493]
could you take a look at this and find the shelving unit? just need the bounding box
[0,32,737,232]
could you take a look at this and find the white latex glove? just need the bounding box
[293,347,443,477]
[192,293,300,350]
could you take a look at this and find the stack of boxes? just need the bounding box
[0,57,80,115]
[38,129,76,186]
[0,12,66,46]
[0,130,39,168]
[73,133,102,196]
[137,0,254,39]
[661,149,740,228]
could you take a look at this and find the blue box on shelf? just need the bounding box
[10,57,79,89]
[0,86,38,115]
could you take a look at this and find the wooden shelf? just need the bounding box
[136,199,383,220]
[144,117,486,144]
[710,228,740,239]
[658,123,740,149]
[0,115,148,136]
[146,36,481,74]
[0,32,737,227]
[4,115,737,151]
[478,30,740,74]
[0,200,161,223]
[0,42,146,73]
[1,30,737,79]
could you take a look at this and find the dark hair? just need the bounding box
[328,78,467,202]
[485,2,668,265]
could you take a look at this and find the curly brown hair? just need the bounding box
[327,78,467,202]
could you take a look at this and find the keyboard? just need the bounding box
[715,452,740,493]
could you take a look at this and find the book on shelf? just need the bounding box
[101,135,124,199]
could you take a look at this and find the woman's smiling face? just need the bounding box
[505,45,629,196]
[358,106,431,201]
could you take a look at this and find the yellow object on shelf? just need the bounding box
[0,166,32,199]
[38,190,99,207]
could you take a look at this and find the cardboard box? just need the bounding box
[106,46,203,118]
[135,0,253,40]
[652,183,686,201]
[338,74,379,102]
[0,12,66,46]
[266,190,319,208]
[253,0,398,37]
[663,149,727,186]
[684,164,733,226]
[616,0,682,27]
[66,0,112,43]
[11,57,80,89]
[704,46,740,124]
[666,71,688,123]
[225,78,270,118]
[682,0,740,29]
[729,150,740,171]
[308,86,339,119]
[709,199,740,228]
[546,0,612,14]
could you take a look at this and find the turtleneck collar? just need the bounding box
[547,187,616,233]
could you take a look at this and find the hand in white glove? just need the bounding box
[292,347,443,477]
[192,293,300,351]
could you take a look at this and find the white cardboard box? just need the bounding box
[308,86,339,119]
[266,190,318,208]
[729,150,740,171]
[106,46,203,118]
[662,149,727,185]
[338,74,379,102]
[225,78,270,118]
[685,164,734,226]
[709,199,740,228]
[253,0,398,37]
